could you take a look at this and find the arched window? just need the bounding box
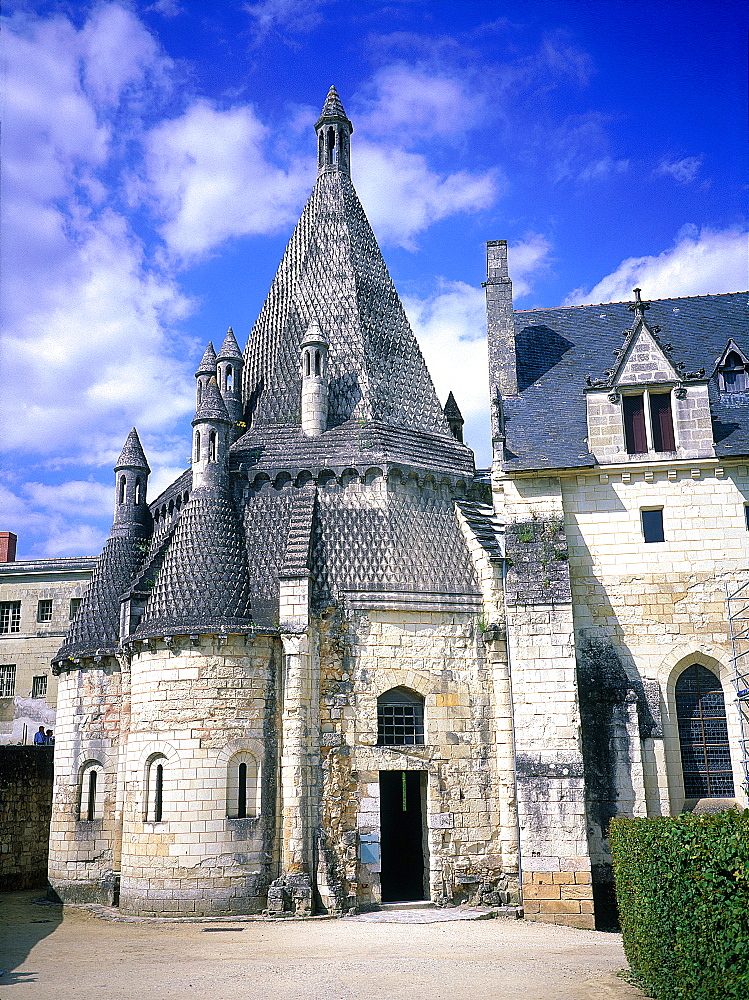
[304,351,310,377]
[119,475,126,504]
[134,477,141,505]
[226,752,259,818]
[327,126,335,164]
[377,687,425,746]
[226,365,233,391]
[209,429,217,462]
[79,762,104,821]
[194,430,201,463]
[315,350,321,375]
[145,753,167,822]
[676,664,735,798]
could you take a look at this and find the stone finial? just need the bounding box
[444,392,465,443]
[115,428,150,473]
[628,287,651,317]
[196,341,217,378]
[315,85,353,175]
[217,327,242,361]
[301,320,329,437]
[193,376,231,426]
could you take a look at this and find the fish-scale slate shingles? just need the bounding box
[135,491,253,638]
[310,485,480,607]
[242,168,448,436]
[55,535,148,662]
[504,292,749,471]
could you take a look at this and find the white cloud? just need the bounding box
[0,482,108,558]
[403,281,491,465]
[654,155,704,185]
[24,481,114,519]
[140,100,314,259]
[243,0,330,40]
[507,233,552,298]
[357,66,482,142]
[578,157,629,182]
[354,141,500,250]
[564,226,749,305]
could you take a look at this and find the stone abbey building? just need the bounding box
[41,88,748,928]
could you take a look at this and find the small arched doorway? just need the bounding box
[675,664,735,798]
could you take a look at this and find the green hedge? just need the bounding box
[610,811,749,1000]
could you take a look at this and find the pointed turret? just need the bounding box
[216,327,245,436]
[192,376,231,492]
[113,428,151,534]
[195,341,217,408]
[315,85,353,176]
[443,392,465,443]
[53,428,152,667]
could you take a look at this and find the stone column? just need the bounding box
[483,624,519,875]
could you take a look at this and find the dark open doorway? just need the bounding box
[379,770,426,902]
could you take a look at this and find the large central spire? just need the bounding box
[241,88,450,440]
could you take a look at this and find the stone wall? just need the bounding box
[0,745,54,889]
[315,606,519,913]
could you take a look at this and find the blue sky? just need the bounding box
[1,0,747,558]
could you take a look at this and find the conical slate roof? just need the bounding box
[443,392,464,422]
[53,534,148,665]
[196,341,217,377]
[194,376,231,424]
[115,428,150,472]
[134,491,253,638]
[241,169,449,436]
[316,85,351,127]
[217,327,242,361]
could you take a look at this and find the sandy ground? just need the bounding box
[0,890,646,1000]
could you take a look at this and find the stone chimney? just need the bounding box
[0,532,17,562]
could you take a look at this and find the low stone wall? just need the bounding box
[0,745,54,889]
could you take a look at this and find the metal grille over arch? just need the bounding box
[675,664,735,798]
[377,687,424,746]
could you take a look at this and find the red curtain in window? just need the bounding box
[650,393,675,452]
[623,394,647,454]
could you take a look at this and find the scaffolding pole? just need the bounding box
[725,579,749,791]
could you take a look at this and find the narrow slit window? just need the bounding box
[650,393,675,452]
[315,350,321,375]
[194,430,201,463]
[209,430,217,462]
[641,508,664,543]
[226,752,258,819]
[119,476,127,504]
[134,478,142,505]
[87,769,97,821]
[226,365,233,391]
[623,394,647,454]
[304,352,310,377]
[154,764,163,822]
[237,762,247,818]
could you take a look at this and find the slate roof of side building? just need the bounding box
[504,292,749,471]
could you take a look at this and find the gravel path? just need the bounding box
[0,890,646,1000]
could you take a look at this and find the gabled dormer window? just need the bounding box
[622,390,676,455]
[719,351,749,392]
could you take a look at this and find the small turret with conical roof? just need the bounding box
[113,428,151,534]
[216,327,245,438]
[195,341,217,409]
[300,320,329,437]
[315,85,353,176]
[192,376,231,492]
[443,392,465,443]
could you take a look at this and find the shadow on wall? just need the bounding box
[0,889,63,986]
[515,326,574,392]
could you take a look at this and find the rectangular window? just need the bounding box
[745,505,749,531]
[37,599,53,623]
[623,393,648,454]
[0,602,21,634]
[32,675,48,699]
[642,508,665,543]
[69,597,82,620]
[0,664,16,698]
[377,704,425,746]
[649,393,676,452]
